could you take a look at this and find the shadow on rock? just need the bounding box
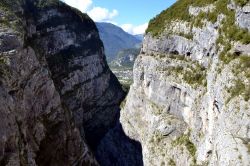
[95,122,143,166]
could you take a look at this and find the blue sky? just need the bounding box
[62,0,176,34]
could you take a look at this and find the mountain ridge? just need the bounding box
[96,22,141,62]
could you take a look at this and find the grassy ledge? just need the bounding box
[172,132,197,165]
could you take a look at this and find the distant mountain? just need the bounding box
[96,22,142,62]
[134,34,144,41]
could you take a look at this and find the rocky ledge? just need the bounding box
[120,0,250,165]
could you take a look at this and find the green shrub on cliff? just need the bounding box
[36,0,59,8]
[165,55,207,88]
[183,70,206,86]
[227,55,250,102]
[146,0,216,36]
[146,0,191,36]
[168,159,176,166]
[240,56,250,69]
[172,132,197,157]
[0,18,10,27]
[186,62,207,87]
[147,0,250,45]
[234,0,249,6]
[227,80,249,102]
[219,52,238,64]
[0,57,10,79]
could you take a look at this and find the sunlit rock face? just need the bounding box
[120,0,250,165]
[0,0,124,165]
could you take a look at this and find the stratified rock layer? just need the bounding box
[0,0,124,165]
[121,1,250,166]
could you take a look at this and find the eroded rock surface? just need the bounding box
[120,0,250,165]
[0,0,124,165]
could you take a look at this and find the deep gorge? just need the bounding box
[0,0,250,166]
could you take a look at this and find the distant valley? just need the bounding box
[96,22,143,90]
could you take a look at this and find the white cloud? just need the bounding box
[133,23,148,35]
[61,0,147,35]
[120,24,134,34]
[121,23,148,35]
[87,7,118,22]
[62,0,92,13]
[61,0,119,22]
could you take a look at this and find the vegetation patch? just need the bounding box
[146,0,191,36]
[0,56,10,80]
[219,52,238,64]
[120,97,127,110]
[226,55,250,102]
[0,16,11,27]
[168,62,207,88]
[0,0,21,11]
[168,158,176,166]
[146,0,217,36]
[183,63,207,87]
[192,10,217,28]
[0,0,24,33]
[172,133,197,157]
[193,12,206,28]
[0,58,5,78]
[157,54,207,88]
[150,101,163,115]
[147,0,250,47]
[239,56,250,70]
[172,132,197,164]
[149,131,164,144]
[234,0,249,7]
[233,55,250,78]
[196,0,250,45]
[168,54,187,61]
[35,0,59,8]
[178,32,194,40]
[121,81,132,94]
[227,79,250,102]
[215,0,250,63]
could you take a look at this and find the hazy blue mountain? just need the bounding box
[96,22,142,62]
[134,34,144,41]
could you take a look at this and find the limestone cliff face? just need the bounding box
[0,0,124,165]
[121,0,250,165]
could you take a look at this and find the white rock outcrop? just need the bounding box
[120,1,250,166]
